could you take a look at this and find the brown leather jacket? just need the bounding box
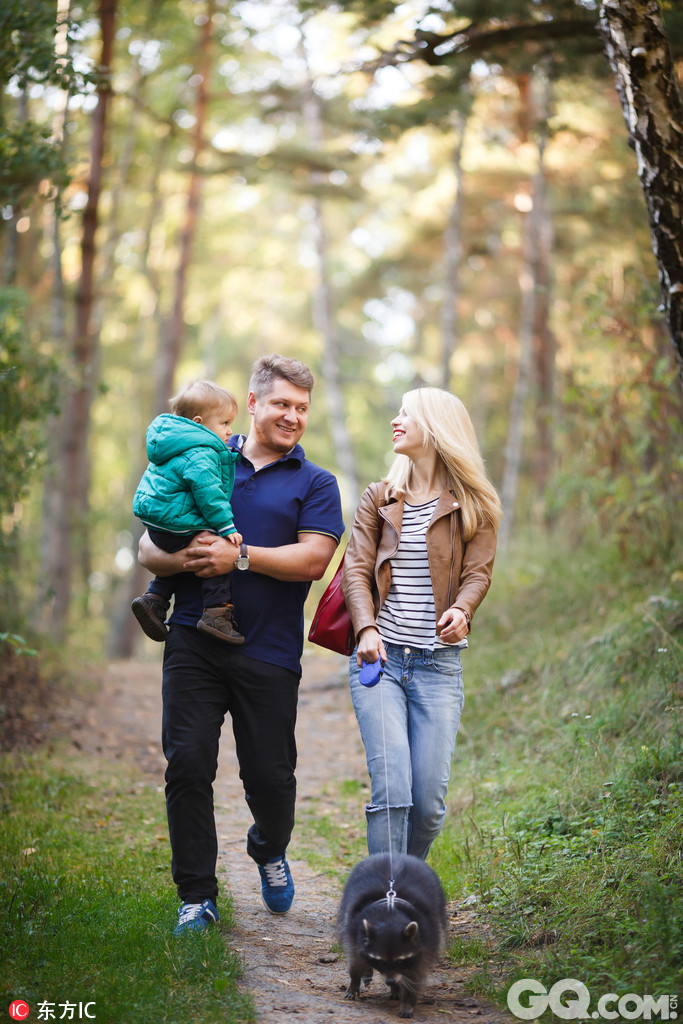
[341,481,497,643]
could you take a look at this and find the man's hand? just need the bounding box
[183,533,238,577]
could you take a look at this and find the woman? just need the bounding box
[341,387,502,860]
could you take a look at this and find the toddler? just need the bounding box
[132,379,243,644]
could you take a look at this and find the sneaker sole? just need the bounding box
[131,599,168,642]
[261,894,294,916]
[196,620,245,644]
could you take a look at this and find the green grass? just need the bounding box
[0,753,255,1024]
[429,535,683,1014]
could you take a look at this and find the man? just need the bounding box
[138,355,344,933]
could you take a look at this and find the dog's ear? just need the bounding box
[402,921,419,943]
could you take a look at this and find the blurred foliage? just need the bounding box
[0,288,60,627]
[0,289,60,511]
[0,0,680,650]
[0,122,67,210]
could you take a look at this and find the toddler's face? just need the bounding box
[197,405,234,444]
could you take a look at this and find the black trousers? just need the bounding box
[162,625,300,905]
[146,527,232,608]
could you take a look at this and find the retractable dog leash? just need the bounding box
[360,657,400,908]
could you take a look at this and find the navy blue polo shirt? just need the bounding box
[168,436,345,675]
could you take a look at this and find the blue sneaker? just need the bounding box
[174,898,219,935]
[258,854,294,915]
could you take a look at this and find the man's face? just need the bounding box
[248,379,310,454]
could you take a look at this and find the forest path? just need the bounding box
[75,655,515,1024]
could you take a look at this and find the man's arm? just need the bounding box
[183,532,338,582]
[138,530,190,577]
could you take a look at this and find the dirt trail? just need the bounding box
[72,654,514,1024]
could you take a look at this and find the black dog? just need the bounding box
[338,853,448,1018]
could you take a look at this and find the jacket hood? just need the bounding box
[146,414,227,464]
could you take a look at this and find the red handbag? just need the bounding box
[308,517,383,656]
[307,549,355,656]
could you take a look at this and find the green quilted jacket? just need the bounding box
[133,414,240,536]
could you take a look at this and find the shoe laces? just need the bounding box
[263,858,288,887]
[177,902,203,925]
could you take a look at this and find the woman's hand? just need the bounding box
[356,626,387,668]
[436,607,469,644]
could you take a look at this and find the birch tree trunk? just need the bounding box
[599,0,683,384]
[41,0,117,639]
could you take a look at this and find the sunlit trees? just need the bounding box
[1,0,681,650]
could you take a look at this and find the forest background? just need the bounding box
[2,0,683,1016]
[1,0,681,656]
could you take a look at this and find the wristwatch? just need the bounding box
[235,542,250,571]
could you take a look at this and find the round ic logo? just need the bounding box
[9,1001,30,1021]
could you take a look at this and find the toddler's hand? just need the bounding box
[228,531,243,545]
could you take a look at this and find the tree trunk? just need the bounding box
[531,76,556,504]
[107,6,213,659]
[499,73,550,549]
[38,0,72,624]
[154,4,213,416]
[300,39,360,512]
[440,114,467,390]
[105,145,168,660]
[41,0,117,639]
[599,0,683,384]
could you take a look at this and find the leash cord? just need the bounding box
[379,674,396,901]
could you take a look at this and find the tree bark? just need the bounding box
[599,0,683,384]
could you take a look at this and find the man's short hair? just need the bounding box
[249,355,314,398]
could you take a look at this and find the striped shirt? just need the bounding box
[376,499,467,651]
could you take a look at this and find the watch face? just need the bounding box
[236,556,249,570]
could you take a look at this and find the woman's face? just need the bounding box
[391,406,426,459]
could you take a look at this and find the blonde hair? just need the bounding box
[169,379,238,421]
[384,388,503,540]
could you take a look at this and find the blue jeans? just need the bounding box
[349,642,464,860]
